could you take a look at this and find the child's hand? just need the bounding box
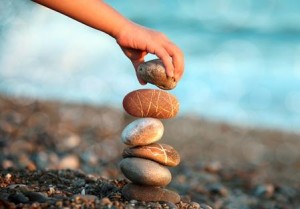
[115,23,184,85]
[32,0,184,85]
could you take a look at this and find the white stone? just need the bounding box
[121,118,164,146]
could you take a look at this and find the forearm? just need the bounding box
[32,0,184,81]
[33,0,131,38]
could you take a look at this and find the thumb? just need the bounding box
[132,55,147,85]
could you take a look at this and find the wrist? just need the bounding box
[113,20,136,41]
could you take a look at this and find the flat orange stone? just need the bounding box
[122,143,180,167]
[122,89,179,119]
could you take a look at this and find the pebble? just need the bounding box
[163,201,178,209]
[137,59,177,90]
[73,194,98,203]
[147,202,162,208]
[2,160,14,169]
[254,184,274,198]
[200,204,213,209]
[129,199,138,205]
[8,193,29,204]
[123,143,180,167]
[123,89,179,119]
[119,158,171,186]
[48,186,55,195]
[180,195,191,203]
[5,173,12,180]
[100,197,112,205]
[8,184,29,191]
[207,183,229,197]
[204,161,222,173]
[62,134,81,149]
[121,118,164,146]
[122,183,180,203]
[23,191,48,203]
[58,154,80,169]
[190,202,200,209]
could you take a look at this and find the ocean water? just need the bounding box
[1,0,300,132]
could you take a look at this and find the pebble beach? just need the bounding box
[1,1,300,208]
[0,94,300,208]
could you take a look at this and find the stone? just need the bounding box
[122,183,180,203]
[119,158,171,186]
[8,193,29,204]
[100,197,112,206]
[2,160,14,169]
[207,183,228,197]
[204,161,222,173]
[137,59,177,90]
[200,204,213,209]
[123,89,179,119]
[121,118,164,146]
[8,184,29,191]
[163,202,178,209]
[123,143,180,167]
[180,195,190,203]
[147,202,161,208]
[23,191,48,203]
[58,154,80,169]
[254,184,275,198]
[129,199,138,206]
[73,194,98,203]
[190,202,200,209]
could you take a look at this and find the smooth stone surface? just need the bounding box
[123,143,180,167]
[58,154,80,169]
[121,118,164,146]
[122,183,180,203]
[137,59,177,90]
[123,89,179,119]
[23,191,48,203]
[119,158,171,186]
[8,193,29,204]
[164,202,178,209]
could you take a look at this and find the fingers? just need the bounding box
[117,27,184,84]
[153,46,174,78]
[131,51,147,85]
[163,42,184,81]
[148,33,184,81]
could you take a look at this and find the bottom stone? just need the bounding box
[122,183,180,203]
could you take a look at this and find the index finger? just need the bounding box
[164,42,184,81]
[152,45,174,78]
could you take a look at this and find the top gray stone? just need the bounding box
[137,59,177,90]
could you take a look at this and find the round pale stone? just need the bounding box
[137,59,177,90]
[119,158,171,186]
[121,118,164,146]
[123,89,179,119]
[123,143,180,167]
[122,183,180,203]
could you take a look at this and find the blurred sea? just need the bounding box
[1,0,300,132]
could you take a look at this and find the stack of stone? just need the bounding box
[120,59,181,203]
